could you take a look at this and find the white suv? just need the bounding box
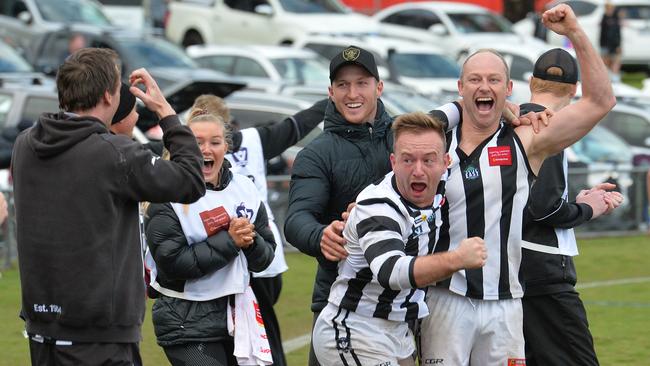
[165,0,378,48]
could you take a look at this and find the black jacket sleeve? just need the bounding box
[243,202,276,273]
[145,202,242,281]
[116,115,205,204]
[284,146,328,258]
[255,98,328,160]
[528,153,593,229]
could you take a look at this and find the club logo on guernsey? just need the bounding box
[336,337,350,353]
[464,164,480,180]
[235,202,254,219]
[231,147,249,167]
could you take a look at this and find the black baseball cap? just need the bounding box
[112,82,136,125]
[533,48,579,84]
[329,45,380,82]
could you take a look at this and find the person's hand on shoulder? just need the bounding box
[129,68,175,120]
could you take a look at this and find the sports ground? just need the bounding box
[0,235,648,365]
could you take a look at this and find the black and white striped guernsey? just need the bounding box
[327,171,446,321]
[433,122,534,300]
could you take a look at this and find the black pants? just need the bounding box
[523,291,599,366]
[163,341,236,366]
[251,274,287,366]
[28,339,141,366]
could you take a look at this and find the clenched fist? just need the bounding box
[455,237,487,269]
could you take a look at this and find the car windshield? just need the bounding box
[383,89,440,115]
[119,38,198,70]
[270,57,329,85]
[390,53,460,78]
[447,12,513,33]
[0,42,33,72]
[278,0,347,13]
[618,5,650,20]
[35,0,112,25]
[571,126,633,164]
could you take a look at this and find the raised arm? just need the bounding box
[256,99,328,159]
[520,4,616,174]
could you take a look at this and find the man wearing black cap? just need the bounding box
[110,82,139,137]
[520,48,623,365]
[284,45,463,366]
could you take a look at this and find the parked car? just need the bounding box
[97,0,145,32]
[187,45,330,93]
[0,0,112,60]
[165,0,378,47]
[0,39,55,89]
[564,124,637,229]
[514,0,650,70]
[26,28,245,132]
[371,1,551,61]
[294,34,460,102]
[596,102,650,165]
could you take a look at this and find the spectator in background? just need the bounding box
[60,33,87,64]
[144,104,276,366]
[187,94,326,366]
[11,48,205,365]
[600,2,622,81]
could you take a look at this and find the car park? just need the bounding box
[514,0,650,70]
[371,1,551,61]
[596,102,650,165]
[293,34,460,102]
[564,124,637,230]
[0,0,112,60]
[26,28,246,131]
[0,39,55,89]
[165,0,378,47]
[187,45,330,93]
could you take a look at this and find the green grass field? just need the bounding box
[1,235,648,365]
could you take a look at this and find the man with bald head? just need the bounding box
[418,4,616,365]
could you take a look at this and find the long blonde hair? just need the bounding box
[186,94,233,148]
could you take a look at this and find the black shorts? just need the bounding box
[523,291,599,366]
[28,339,141,366]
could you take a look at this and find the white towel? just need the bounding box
[227,286,273,365]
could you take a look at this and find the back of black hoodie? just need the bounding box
[11,112,205,343]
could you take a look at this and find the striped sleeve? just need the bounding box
[354,201,413,291]
[429,101,462,132]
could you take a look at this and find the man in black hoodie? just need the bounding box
[11,47,205,365]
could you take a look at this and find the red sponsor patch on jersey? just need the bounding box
[199,206,230,236]
[508,358,526,365]
[488,146,512,166]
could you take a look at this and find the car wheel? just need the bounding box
[182,31,204,48]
